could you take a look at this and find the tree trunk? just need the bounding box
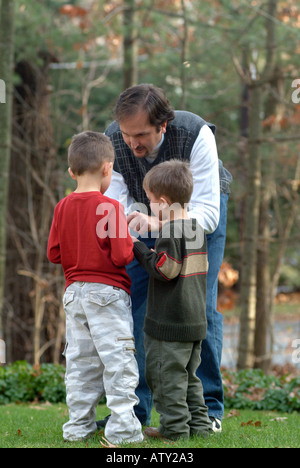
[255,168,272,371]
[123,0,138,90]
[237,0,278,370]
[0,0,14,341]
[6,56,59,363]
[254,66,283,372]
[180,0,189,109]
[237,85,262,369]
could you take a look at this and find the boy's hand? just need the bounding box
[127,211,160,235]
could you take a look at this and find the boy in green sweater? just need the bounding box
[132,160,213,440]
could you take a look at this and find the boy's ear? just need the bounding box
[68,167,77,180]
[159,195,171,207]
[102,161,113,177]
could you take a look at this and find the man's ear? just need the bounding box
[68,167,77,180]
[161,120,168,134]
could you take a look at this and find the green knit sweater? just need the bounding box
[133,219,208,342]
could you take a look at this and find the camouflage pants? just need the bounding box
[62,282,143,444]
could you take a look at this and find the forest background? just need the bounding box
[0,0,299,373]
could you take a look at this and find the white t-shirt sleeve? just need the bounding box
[188,125,220,234]
[104,170,135,215]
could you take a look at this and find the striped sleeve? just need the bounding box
[133,236,182,282]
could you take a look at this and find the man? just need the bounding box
[99,84,232,432]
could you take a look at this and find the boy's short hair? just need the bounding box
[68,131,114,176]
[143,160,193,207]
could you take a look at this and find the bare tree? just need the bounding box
[237,0,278,370]
[0,0,14,343]
[123,0,138,89]
[5,55,63,364]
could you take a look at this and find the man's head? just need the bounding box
[114,84,175,158]
[68,131,114,176]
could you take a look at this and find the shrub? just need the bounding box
[222,368,300,413]
[0,361,66,404]
[0,362,299,412]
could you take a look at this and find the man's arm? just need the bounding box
[122,125,221,237]
[105,124,220,236]
[188,125,220,234]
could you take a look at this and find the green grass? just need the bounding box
[0,403,299,448]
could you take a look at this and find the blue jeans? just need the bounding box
[127,193,229,424]
[196,193,229,420]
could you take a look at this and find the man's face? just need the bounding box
[119,110,167,158]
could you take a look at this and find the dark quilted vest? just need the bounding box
[105,110,216,211]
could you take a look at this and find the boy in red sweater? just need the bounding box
[47,131,143,444]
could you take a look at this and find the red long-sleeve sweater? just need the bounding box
[47,191,134,294]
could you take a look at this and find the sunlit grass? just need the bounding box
[0,403,299,448]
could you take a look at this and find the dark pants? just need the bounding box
[144,335,212,439]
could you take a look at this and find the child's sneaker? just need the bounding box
[210,417,222,432]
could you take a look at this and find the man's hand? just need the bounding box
[127,211,160,235]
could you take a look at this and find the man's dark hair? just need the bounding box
[114,84,175,131]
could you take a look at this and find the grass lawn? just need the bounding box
[0,403,299,449]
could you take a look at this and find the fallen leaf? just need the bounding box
[241,420,262,428]
[99,437,118,448]
[270,417,288,422]
[241,420,253,427]
[226,409,241,418]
